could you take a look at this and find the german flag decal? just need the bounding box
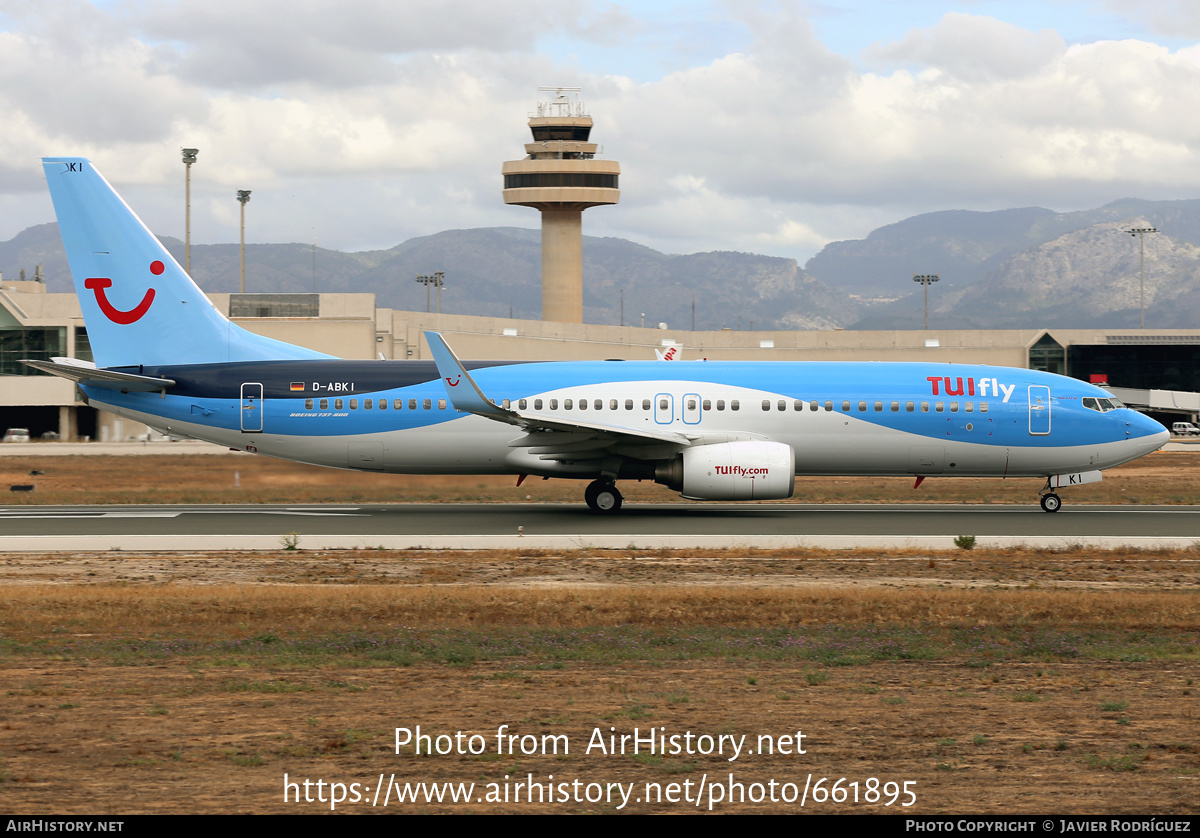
[290,382,305,392]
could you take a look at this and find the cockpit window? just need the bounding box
[1084,396,1123,412]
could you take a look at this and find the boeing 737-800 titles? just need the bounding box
[28,158,1169,513]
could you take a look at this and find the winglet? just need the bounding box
[424,331,508,418]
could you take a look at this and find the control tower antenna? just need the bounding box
[502,87,620,323]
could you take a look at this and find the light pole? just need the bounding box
[181,148,198,275]
[237,190,251,294]
[416,272,445,313]
[1126,227,1158,329]
[913,274,939,329]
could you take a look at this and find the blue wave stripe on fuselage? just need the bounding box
[86,360,1156,449]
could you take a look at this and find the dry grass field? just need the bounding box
[1,451,1198,814]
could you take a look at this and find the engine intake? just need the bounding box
[655,441,795,500]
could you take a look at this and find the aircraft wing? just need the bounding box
[20,357,176,392]
[424,332,692,461]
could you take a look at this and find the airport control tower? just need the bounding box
[503,87,620,323]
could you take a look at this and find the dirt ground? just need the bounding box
[1,547,1198,815]
[4,657,1196,815]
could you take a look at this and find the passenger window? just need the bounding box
[609,399,617,410]
[659,398,669,410]
[320,399,328,410]
[717,400,725,411]
[762,400,771,411]
[578,399,586,410]
[890,401,899,412]
[378,399,386,410]
[842,401,851,412]
[350,398,358,410]
[408,399,417,410]
[858,401,867,412]
[565,399,574,410]
[950,402,959,412]
[794,400,803,411]
[811,400,819,411]
[438,399,446,410]
[703,400,712,411]
[776,400,785,411]
[550,399,558,410]
[305,399,314,410]
[906,401,914,412]
[687,399,697,410]
[980,402,989,413]
[597,400,604,410]
[874,401,883,412]
[364,399,372,410]
[335,398,343,410]
[731,400,740,411]
[519,399,528,410]
[394,399,403,410]
[935,402,944,412]
[534,399,543,410]
[625,399,633,410]
[824,400,833,411]
[964,402,973,413]
[642,399,651,410]
[921,401,929,412]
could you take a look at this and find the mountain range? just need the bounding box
[4,196,1200,331]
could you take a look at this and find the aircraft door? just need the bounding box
[655,393,674,424]
[683,393,702,425]
[1028,385,1051,435]
[240,383,264,433]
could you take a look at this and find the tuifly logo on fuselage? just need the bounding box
[927,376,1015,402]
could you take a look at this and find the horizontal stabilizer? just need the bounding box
[20,357,175,392]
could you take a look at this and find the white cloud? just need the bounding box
[866,13,1066,81]
[3,1,1200,265]
[1098,0,1200,39]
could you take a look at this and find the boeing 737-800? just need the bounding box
[28,158,1169,513]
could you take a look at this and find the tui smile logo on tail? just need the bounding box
[84,260,161,324]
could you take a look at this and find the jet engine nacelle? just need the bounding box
[655,440,795,500]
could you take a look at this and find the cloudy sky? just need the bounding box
[2,0,1199,263]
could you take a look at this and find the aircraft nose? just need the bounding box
[1133,412,1169,450]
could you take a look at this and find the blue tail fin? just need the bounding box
[42,157,332,368]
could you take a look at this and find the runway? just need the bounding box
[4,501,1200,551]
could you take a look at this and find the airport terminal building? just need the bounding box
[3,280,1198,441]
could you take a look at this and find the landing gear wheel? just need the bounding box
[1040,493,1062,513]
[585,480,623,513]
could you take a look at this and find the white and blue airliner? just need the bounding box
[28,158,1169,513]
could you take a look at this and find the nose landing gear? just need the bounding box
[584,479,623,513]
[1038,477,1062,512]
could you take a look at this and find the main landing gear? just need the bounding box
[584,479,623,513]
